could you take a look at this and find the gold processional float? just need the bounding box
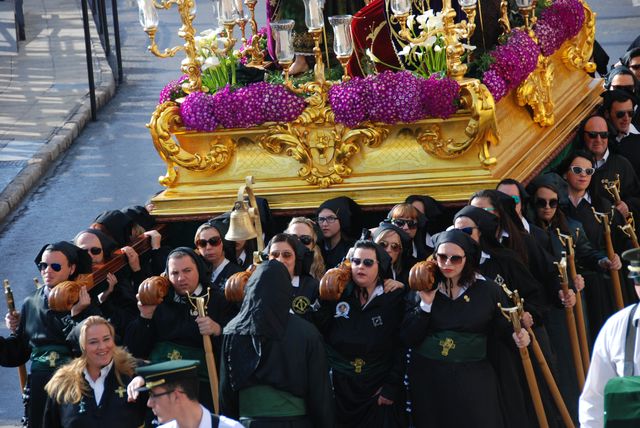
[136,0,601,218]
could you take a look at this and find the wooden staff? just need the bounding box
[3,280,28,391]
[593,208,625,310]
[500,284,574,428]
[602,175,629,219]
[498,302,549,428]
[619,213,640,249]
[555,255,585,390]
[195,297,219,414]
[557,230,590,373]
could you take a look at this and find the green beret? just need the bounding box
[135,359,200,391]
[622,248,640,280]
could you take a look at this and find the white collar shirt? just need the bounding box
[211,258,230,283]
[594,148,610,169]
[83,360,114,405]
[158,405,243,428]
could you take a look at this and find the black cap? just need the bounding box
[622,248,640,281]
[135,359,200,391]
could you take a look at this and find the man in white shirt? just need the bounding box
[579,248,640,427]
[127,360,242,428]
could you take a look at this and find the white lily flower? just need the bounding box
[398,44,412,57]
[366,48,378,63]
[462,43,477,51]
[406,14,415,29]
[433,45,442,53]
[200,29,214,37]
[416,13,428,30]
[419,35,437,48]
[427,12,444,31]
[202,55,220,71]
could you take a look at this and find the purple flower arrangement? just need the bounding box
[328,71,460,127]
[482,29,540,102]
[534,0,585,57]
[178,82,306,131]
[159,75,188,104]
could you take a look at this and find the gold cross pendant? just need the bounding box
[439,338,456,356]
[48,351,60,367]
[167,349,182,360]
[350,358,365,374]
[115,386,126,398]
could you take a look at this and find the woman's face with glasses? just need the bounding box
[75,232,104,265]
[453,217,481,244]
[375,231,402,264]
[269,241,296,278]
[535,187,558,223]
[351,248,379,289]
[565,156,593,193]
[39,250,75,288]
[435,242,466,281]
[197,227,223,267]
[287,222,315,250]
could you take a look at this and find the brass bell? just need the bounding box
[226,200,258,242]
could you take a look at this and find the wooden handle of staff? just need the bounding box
[603,220,625,310]
[3,280,28,391]
[195,297,220,415]
[566,253,591,373]
[559,276,586,390]
[526,327,576,428]
[510,313,549,428]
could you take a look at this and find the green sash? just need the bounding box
[325,346,388,377]
[239,385,306,418]
[415,330,487,363]
[30,345,72,371]
[149,341,208,382]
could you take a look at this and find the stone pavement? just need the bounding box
[0,0,115,226]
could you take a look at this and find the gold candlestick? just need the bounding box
[336,55,351,82]
[310,29,325,84]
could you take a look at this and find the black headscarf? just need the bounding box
[526,173,569,206]
[122,205,155,231]
[165,247,211,287]
[264,234,313,276]
[316,196,363,239]
[224,260,292,338]
[405,195,447,235]
[432,229,481,269]
[453,205,499,244]
[34,241,92,279]
[75,229,118,260]
[205,212,237,263]
[94,210,133,246]
[373,221,413,261]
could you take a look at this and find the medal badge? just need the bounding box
[334,301,350,318]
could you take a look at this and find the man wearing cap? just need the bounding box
[579,248,640,427]
[125,247,236,411]
[128,360,242,428]
[2,242,99,428]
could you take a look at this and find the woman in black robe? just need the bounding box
[193,215,242,291]
[401,230,530,428]
[265,233,319,321]
[220,260,335,427]
[315,240,407,428]
[372,222,416,287]
[2,242,99,428]
[316,196,362,270]
[43,316,146,428]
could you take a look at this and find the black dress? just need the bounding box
[401,278,512,428]
[0,287,101,428]
[42,366,146,428]
[314,283,407,428]
[291,275,320,322]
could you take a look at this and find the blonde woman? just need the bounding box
[43,316,146,428]
[286,217,326,280]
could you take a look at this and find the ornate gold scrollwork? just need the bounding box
[148,101,235,187]
[517,55,555,127]
[258,100,389,188]
[561,0,597,74]
[417,79,499,167]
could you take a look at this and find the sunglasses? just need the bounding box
[436,253,465,265]
[611,84,636,93]
[535,198,559,209]
[88,247,102,255]
[570,165,595,176]
[269,250,294,259]
[297,235,313,245]
[378,241,402,251]
[38,262,62,272]
[350,257,377,267]
[195,236,222,248]
[317,216,338,224]
[391,219,418,229]
[629,64,640,71]
[457,226,478,236]
[585,131,609,139]
[615,110,634,119]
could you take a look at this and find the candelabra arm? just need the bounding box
[146,27,184,58]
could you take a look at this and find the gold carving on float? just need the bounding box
[417,79,499,166]
[561,0,597,74]
[517,55,555,127]
[258,96,389,188]
[148,101,235,187]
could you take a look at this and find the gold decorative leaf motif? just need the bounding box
[148,101,235,187]
[517,55,555,127]
[561,0,597,74]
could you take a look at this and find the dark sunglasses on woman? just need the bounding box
[269,250,294,259]
[378,241,402,251]
[391,219,418,229]
[535,198,559,209]
[350,257,377,267]
[297,235,313,245]
[196,236,222,248]
[89,247,102,255]
[435,253,465,265]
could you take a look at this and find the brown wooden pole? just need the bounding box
[566,252,590,374]
[196,297,220,414]
[526,327,575,428]
[3,280,28,391]
[602,215,625,310]
[557,265,586,390]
